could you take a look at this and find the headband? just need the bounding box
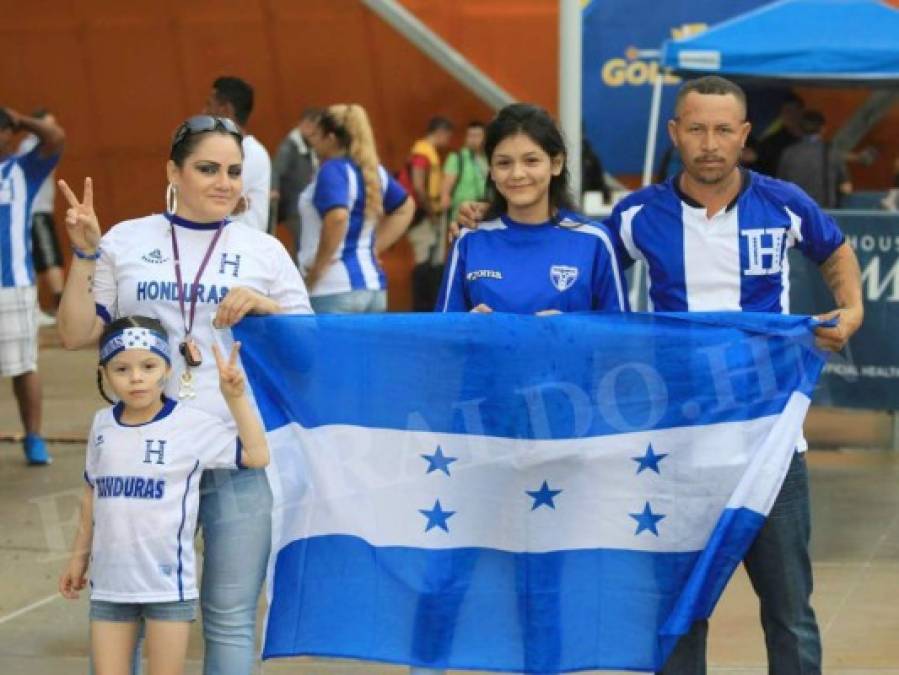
[99,327,171,365]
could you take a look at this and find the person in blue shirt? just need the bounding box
[456,77,863,675]
[435,103,627,315]
[299,103,414,313]
[0,106,64,465]
[415,103,626,675]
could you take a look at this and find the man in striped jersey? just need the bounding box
[0,107,64,464]
[608,76,861,675]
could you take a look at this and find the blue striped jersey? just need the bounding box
[606,170,844,313]
[0,144,60,287]
[298,157,408,296]
[437,210,629,314]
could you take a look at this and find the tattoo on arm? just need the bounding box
[820,243,862,308]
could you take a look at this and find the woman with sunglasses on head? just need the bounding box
[300,103,414,313]
[57,115,312,675]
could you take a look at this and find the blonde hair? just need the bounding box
[325,104,383,220]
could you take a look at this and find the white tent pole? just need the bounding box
[642,73,664,187]
[360,0,515,110]
[559,0,583,203]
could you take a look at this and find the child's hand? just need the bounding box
[213,342,245,400]
[59,557,88,599]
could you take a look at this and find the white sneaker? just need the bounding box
[37,310,57,327]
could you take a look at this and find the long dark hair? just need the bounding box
[97,316,169,405]
[483,103,575,221]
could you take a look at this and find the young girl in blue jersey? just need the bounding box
[58,315,269,675]
[435,103,627,315]
[300,103,413,313]
[415,105,628,675]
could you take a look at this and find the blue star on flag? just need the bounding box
[419,500,455,532]
[421,445,458,476]
[632,443,668,474]
[630,501,666,536]
[526,481,563,510]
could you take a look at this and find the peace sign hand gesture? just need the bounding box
[58,177,101,254]
[213,341,246,400]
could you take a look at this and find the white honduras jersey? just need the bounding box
[94,213,313,422]
[84,400,239,602]
[232,135,271,232]
[0,144,59,287]
[297,158,408,297]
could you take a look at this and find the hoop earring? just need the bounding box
[166,183,178,214]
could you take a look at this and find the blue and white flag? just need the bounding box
[234,312,827,673]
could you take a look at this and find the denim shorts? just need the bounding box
[89,598,197,622]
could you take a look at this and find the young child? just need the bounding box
[58,316,269,675]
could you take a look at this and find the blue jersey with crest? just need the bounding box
[436,210,628,314]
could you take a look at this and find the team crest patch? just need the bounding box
[550,265,579,292]
[141,248,169,264]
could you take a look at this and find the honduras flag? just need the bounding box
[233,312,827,673]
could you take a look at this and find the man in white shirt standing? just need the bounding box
[204,76,272,232]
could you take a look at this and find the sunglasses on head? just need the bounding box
[171,115,242,149]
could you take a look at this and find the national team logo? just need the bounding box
[219,253,242,277]
[741,228,787,276]
[550,265,579,292]
[141,248,169,264]
[143,439,167,465]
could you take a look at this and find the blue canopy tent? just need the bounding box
[642,0,899,184]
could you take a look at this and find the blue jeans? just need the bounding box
[90,599,197,622]
[310,289,387,314]
[198,467,272,675]
[659,452,821,675]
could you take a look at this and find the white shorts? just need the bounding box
[0,285,38,377]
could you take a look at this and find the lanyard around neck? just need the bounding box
[169,220,226,337]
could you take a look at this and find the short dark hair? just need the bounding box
[212,76,254,126]
[427,116,454,133]
[0,108,13,130]
[674,75,747,119]
[799,110,826,135]
[483,103,575,221]
[782,92,805,109]
[300,107,323,122]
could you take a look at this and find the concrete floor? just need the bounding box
[1,331,898,674]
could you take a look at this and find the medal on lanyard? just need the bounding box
[170,219,226,399]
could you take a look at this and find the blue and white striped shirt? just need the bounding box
[606,170,844,313]
[0,144,60,287]
[298,157,408,297]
